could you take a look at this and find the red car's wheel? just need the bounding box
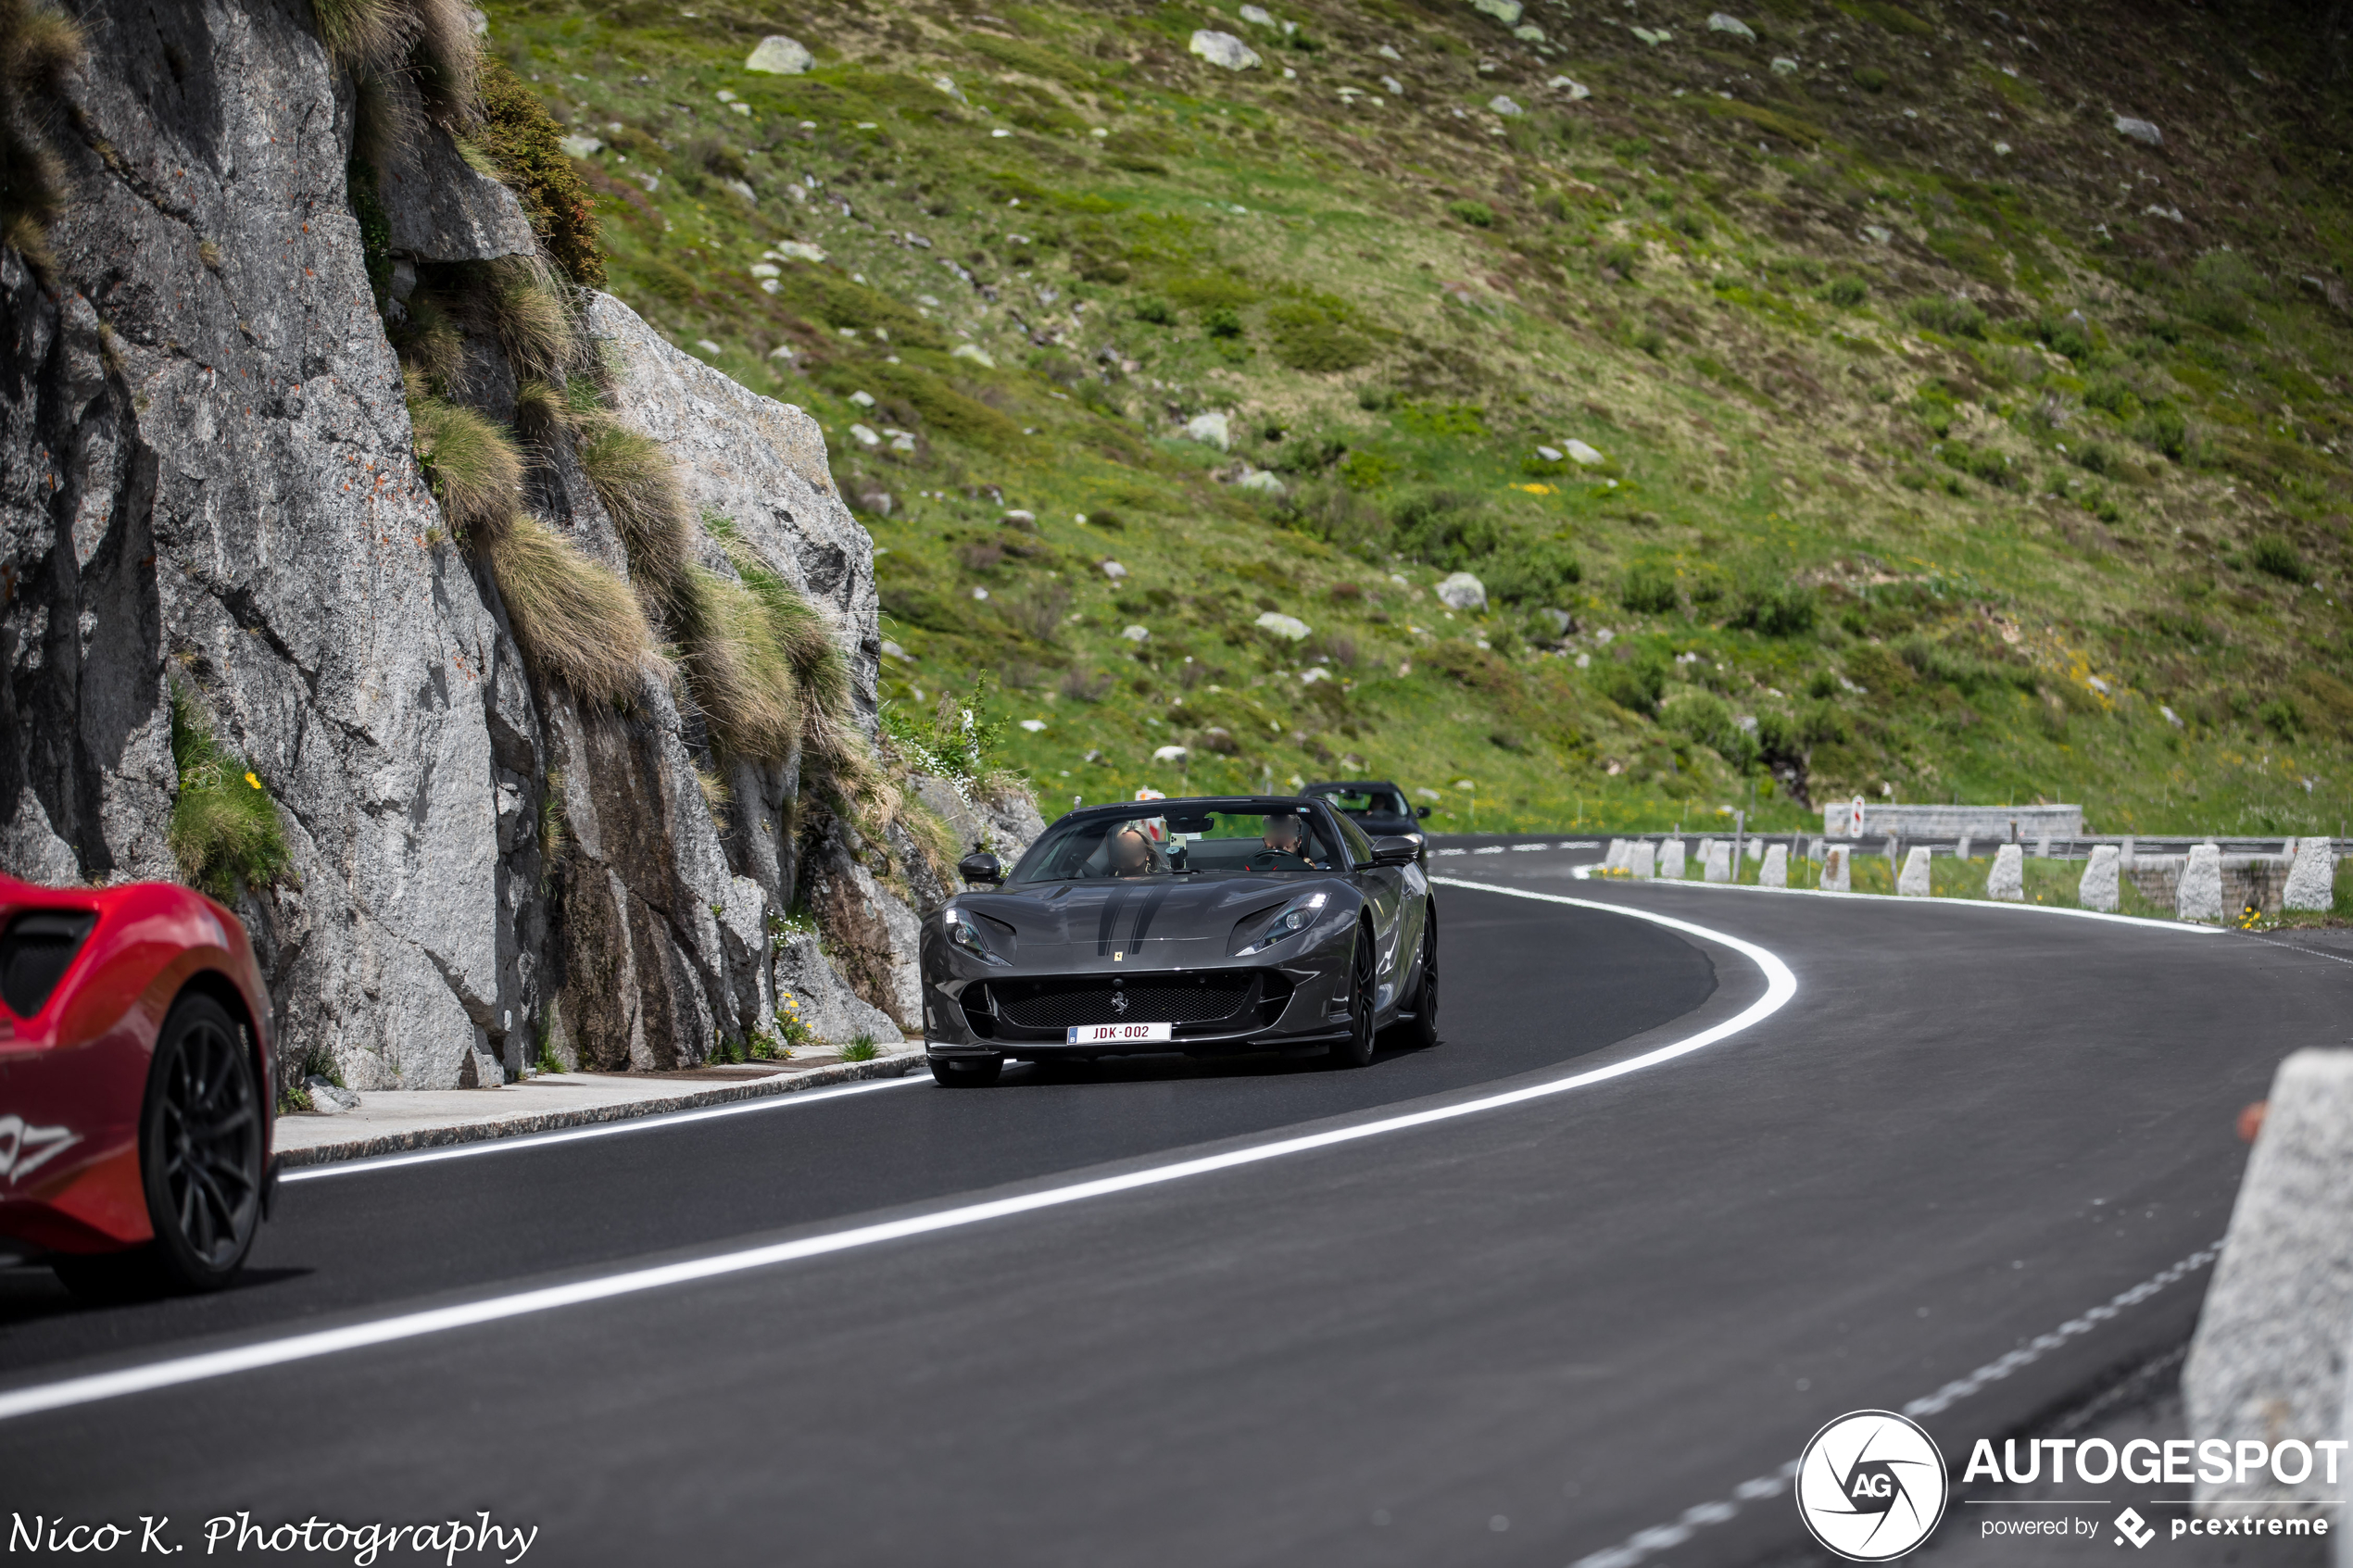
[53,992,263,1300]
[145,994,265,1287]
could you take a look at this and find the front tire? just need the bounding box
[144,993,266,1292]
[930,1054,1003,1086]
[1327,923,1378,1070]
[1404,903,1439,1050]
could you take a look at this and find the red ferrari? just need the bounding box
[0,872,276,1297]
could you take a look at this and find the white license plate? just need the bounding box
[1066,1022,1174,1045]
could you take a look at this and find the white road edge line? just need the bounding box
[281,1073,930,1183]
[1566,1241,2226,1568]
[1563,864,2220,934]
[0,881,1794,1424]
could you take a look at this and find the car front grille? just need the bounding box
[996,975,1254,1028]
[962,973,1295,1041]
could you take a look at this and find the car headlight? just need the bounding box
[945,909,1010,967]
[1234,892,1327,956]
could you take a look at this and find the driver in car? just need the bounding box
[1247,812,1323,872]
[1108,825,1164,878]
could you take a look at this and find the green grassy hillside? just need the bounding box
[477,0,2353,835]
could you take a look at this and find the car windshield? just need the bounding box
[1010,806,1343,883]
[1314,785,1409,818]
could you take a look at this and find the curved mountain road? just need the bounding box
[1,843,2345,1567]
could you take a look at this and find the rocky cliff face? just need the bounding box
[0,0,1032,1088]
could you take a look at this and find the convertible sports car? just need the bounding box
[921,796,1438,1085]
[0,872,276,1297]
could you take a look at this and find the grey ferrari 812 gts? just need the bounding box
[920,797,1438,1085]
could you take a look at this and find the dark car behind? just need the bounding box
[1303,781,1428,854]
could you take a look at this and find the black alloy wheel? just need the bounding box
[931,1054,1004,1087]
[55,992,263,1300]
[1328,922,1378,1070]
[1405,902,1439,1049]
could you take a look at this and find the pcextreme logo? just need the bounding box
[1795,1411,1950,1562]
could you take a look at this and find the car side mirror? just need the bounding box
[1370,836,1421,867]
[958,851,1003,885]
[1415,805,1431,819]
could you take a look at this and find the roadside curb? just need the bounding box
[275,1050,928,1169]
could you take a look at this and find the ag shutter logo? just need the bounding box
[1796,1411,1949,1562]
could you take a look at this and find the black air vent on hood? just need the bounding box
[1,909,97,1019]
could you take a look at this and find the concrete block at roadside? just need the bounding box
[1897,845,1932,897]
[1821,844,1850,892]
[2080,844,2120,911]
[1629,840,1655,879]
[2184,1049,2353,1512]
[1704,840,1731,883]
[1759,844,1788,888]
[2179,842,2223,922]
[1987,843,2025,902]
[2285,839,2338,912]
[1660,838,1686,879]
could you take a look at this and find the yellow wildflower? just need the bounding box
[245,771,262,790]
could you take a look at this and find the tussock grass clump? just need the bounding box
[310,0,407,77]
[314,0,475,127]
[490,257,576,382]
[0,0,85,276]
[396,295,465,392]
[511,377,565,443]
[676,565,806,759]
[573,406,861,777]
[575,418,690,601]
[168,684,293,899]
[406,0,478,127]
[488,515,658,706]
[406,377,522,539]
[714,518,860,765]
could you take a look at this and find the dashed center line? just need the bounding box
[1567,1243,2224,1568]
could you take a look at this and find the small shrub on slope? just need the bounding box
[168,684,292,900]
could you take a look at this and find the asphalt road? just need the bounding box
[2,845,2347,1568]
